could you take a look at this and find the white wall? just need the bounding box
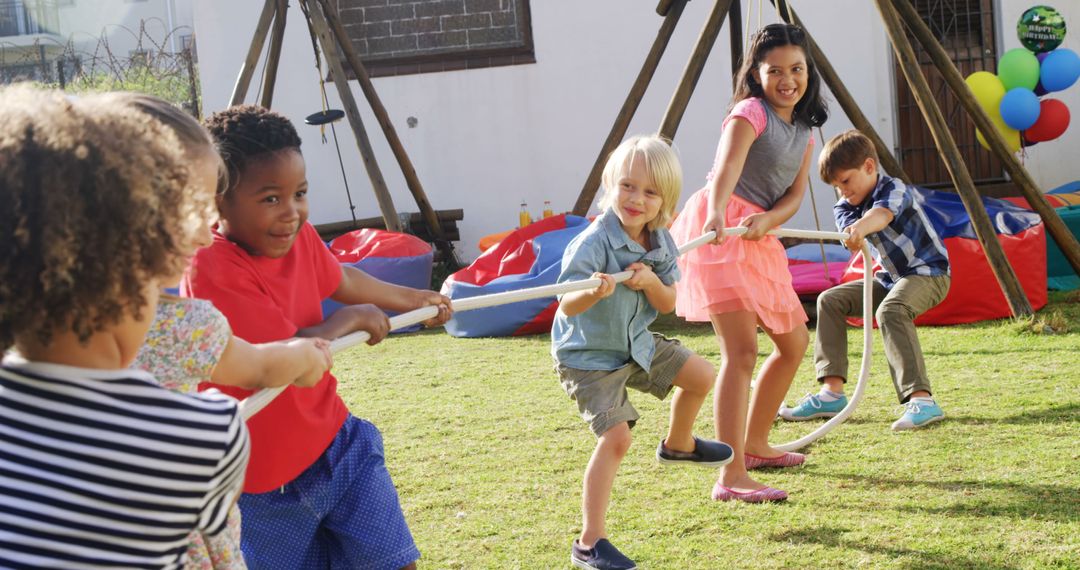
[193,0,1078,261]
[999,0,1080,192]
[59,0,193,55]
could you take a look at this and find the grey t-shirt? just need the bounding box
[729,98,813,210]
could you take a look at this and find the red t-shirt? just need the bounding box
[182,222,347,493]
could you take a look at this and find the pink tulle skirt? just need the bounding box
[671,189,808,334]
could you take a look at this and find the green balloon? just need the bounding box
[998,48,1040,90]
[1018,5,1066,54]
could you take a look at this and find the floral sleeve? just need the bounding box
[135,298,232,394]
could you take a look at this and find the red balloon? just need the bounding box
[1025,99,1070,142]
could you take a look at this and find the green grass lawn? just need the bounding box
[336,293,1080,569]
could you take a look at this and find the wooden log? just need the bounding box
[229,0,277,107]
[891,0,1080,278]
[317,0,456,263]
[259,0,289,108]
[658,0,733,140]
[769,0,908,181]
[729,0,743,85]
[304,0,402,231]
[315,209,463,242]
[875,0,1032,316]
[572,0,689,216]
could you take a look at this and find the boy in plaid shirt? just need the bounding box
[780,130,951,430]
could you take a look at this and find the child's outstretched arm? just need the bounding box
[331,266,452,327]
[212,336,333,389]
[558,272,616,317]
[623,262,676,314]
[842,207,894,251]
[741,142,814,240]
[296,303,391,346]
[703,118,756,244]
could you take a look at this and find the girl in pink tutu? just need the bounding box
[670,23,828,503]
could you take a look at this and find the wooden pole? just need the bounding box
[891,0,1080,278]
[571,0,689,216]
[317,0,455,260]
[658,0,734,140]
[260,0,289,108]
[229,0,277,107]
[304,0,402,232]
[769,0,908,181]
[875,0,1032,316]
[656,0,676,16]
[729,0,743,85]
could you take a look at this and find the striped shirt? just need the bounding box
[834,174,950,288]
[0,354,249,569]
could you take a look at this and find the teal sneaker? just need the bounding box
[891,399,945,431]
[778,392,848,421]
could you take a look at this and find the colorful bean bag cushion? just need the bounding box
[321,229,434,329]
[442,214,590,337]
[787,243,852,297]
[999,181,1080,291]
[843,187,1046,325]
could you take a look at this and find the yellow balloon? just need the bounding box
[965,71,1006,113]
[976,115,1020,153]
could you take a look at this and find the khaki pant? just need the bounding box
[814,275,950,403]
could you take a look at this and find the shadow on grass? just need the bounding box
[769,526,1020,570]
[803,472,1079,523]
[919,345,1079,357]
[944,402,1080,425]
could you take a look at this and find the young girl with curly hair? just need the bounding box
[0,85,250,567]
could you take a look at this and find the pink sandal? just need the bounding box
[744,451,805,470]
[711,482,788,503]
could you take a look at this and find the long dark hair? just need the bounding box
[731,23,828,128]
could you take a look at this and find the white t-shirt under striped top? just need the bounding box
[0,354,249,569]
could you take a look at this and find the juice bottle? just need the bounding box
[519,201,532,228]
[542,200,553,219]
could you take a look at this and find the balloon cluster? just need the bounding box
[965,5,1076,151]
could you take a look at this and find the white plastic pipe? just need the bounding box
[240,227,875,453]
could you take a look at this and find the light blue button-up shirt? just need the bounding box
[551,209,681,372]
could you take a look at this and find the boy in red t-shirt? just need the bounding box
[185,105,450,570]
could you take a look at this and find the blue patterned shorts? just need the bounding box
[238,416,420,569]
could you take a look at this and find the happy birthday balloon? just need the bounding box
[1017,5,1067,54]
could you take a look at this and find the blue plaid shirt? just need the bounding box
[834,174,950,289]
[551,210,681,372]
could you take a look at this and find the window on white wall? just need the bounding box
[335,0,535,78]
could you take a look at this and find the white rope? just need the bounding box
[238,227,874,453]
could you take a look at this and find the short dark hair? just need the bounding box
[819,129,878,183]
[202,105,302,195]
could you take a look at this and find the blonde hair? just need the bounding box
[598,134,682,232]
[819,129,878,183]
[0,85,199,348]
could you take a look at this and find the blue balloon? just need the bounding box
[1041,49,1080,92]
[999,88,1041,130]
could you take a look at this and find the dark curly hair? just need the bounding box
[202,105,302,196]
[0,85,197,349]
[732,23,828,128]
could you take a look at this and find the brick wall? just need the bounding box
[334,0,534,77]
